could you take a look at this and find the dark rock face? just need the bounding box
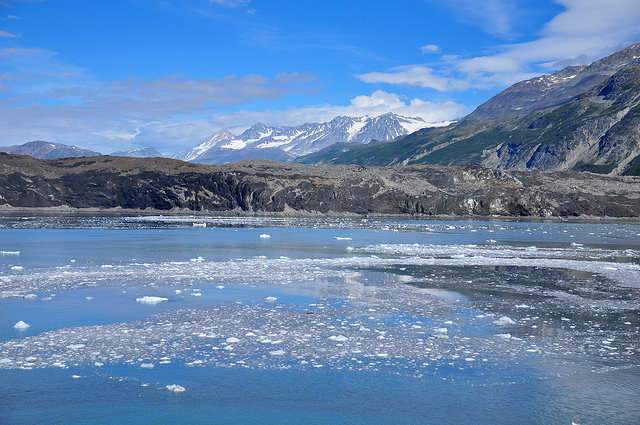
[0,154,639,217]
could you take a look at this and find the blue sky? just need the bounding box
[0,0,639,153]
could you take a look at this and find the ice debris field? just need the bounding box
[0,216,639,383]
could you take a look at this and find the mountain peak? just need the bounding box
[182,113,438,164]
[0,141,101,159]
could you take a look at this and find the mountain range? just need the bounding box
[182,113,447,164]
[4,44,639,176]
[300,43,640,176]
[0,141,101,159]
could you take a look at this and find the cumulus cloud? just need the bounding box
[203,90,467,132]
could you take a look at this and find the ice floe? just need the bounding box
[136,296,168,305]
[165,384,186,393]
[2,241,639,300]
[13,321,30,330]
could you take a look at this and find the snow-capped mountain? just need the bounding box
[183,113,451,164]
[111,147,163,158]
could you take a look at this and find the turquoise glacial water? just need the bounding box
[0,216,639,424]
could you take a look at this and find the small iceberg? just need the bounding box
[328,335,348,342]
[165,384,186,393]
[335,237,352,241]
[264,296,278,303]
[192,222,207,228]
[13,320,30,330]
[136,296,168,305]
[494,316,516,326]
[0,251,20,255]
[259,233,271,239]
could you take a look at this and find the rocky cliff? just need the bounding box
[1,154,639,217]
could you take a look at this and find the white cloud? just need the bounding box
[357,65,468,91]
[439,0,520,37]
[0,48,315,153]
[420,44,440,54]
[452,0,640,85]
[0,45,465,153]
[203,90,467,132]
[360,0,640,91]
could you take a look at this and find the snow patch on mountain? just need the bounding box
[183,113,448,164]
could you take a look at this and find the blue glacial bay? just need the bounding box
[1,215,639,425]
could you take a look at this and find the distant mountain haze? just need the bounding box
[0,141,101,159]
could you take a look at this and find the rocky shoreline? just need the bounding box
[1,154,639,218]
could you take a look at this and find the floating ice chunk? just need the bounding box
[136,296,168,305]
[85,296,94,301]
[259,234,271,239]
[23,294,37,300]
[495,333,512,340]
[226,337,240,344]
[494,316,516,326]
[264,296,278,303]
[192,222,207,228]
[335,237,352,241]
[328,335,349,342]
[100,264,113,269]
[140,363,155,369]
[165,384,186,393]
[10,265,23,271]
[13,320,30,330]
[216,285,225,289]
[71,375,81,379]
[67,344,85,350]
[433,327,448,334]
[94,362,104,367]
[0,251,20,255]
[175,289,182,294]
[190,256,205,263]
[269,350,286,356]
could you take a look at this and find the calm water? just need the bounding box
[1,215,639,425]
